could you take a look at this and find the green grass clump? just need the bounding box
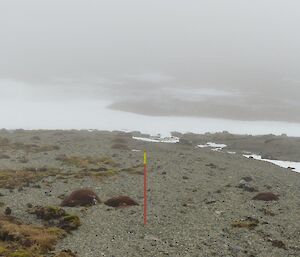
[0,169,57,189]
[0,214,66,256]
[27,206,81,232]
[59,215,81,231]
[231,217,259,230]
[9,250,31,257]
[0,246,8,254]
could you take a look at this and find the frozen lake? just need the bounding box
[1,100,300,137]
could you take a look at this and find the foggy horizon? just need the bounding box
[1,0,300,126]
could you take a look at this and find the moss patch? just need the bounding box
[27,206,81,232]
[231,217,259,230]
[0,215,65,257]
[0,169,57,189]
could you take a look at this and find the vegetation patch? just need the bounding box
[0,169,57,189]
[252,192,279,201]
[0,214,65,257]
[121,164,144,175]
[61,189,101,207]
[104,196,139,208]
[91,169,120,177]
[27,206,81,232]
[231,217,259,230]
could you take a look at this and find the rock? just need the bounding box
[179,138,193,145]
[55,154,67,161]
[61,189,101,207]
[144,235,159,241]
[0,154,10,159]
[206,163,217,169]
[4,207,11,216]
[182,176,189,180]
[26,203,33,208]
[204,198,216,204]
[261,154,275,159]
[242,176,253,182]
[271,239,287,250]
[252,192,279,201]
[237,180,257,192]
[259,208,275,216]
[104,196,139,208]
[215,210,223,215]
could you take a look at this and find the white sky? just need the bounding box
[0,0,300,124]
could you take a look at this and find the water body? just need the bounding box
[1,99,300,137]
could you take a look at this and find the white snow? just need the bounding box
[197,142,227,149]
[132,136,179,144]
[243,154,300,173]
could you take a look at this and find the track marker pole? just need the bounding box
[144,150,147,225]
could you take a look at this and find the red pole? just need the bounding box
[143,150,147,225]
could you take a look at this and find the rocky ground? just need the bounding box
[0,129,299,257]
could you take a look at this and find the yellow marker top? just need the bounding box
[144,151,147,165]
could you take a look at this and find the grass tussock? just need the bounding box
[121,163,144,175]
[104,196,139,208]
[231,217,259,230]
[0,215,65,256]
[60,189,100,207]
[27,206,81,232]
[0,170,57,189]
[91,169,119,177]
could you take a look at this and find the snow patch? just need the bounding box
[197,142,227,149]
[132,136,179,144]
[243,154,300,173]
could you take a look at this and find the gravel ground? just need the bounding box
[0,130,300,257]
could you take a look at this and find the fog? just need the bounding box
[0,0,300,133]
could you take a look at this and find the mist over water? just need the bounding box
[1,1,300,135]
[1,79,300,137]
